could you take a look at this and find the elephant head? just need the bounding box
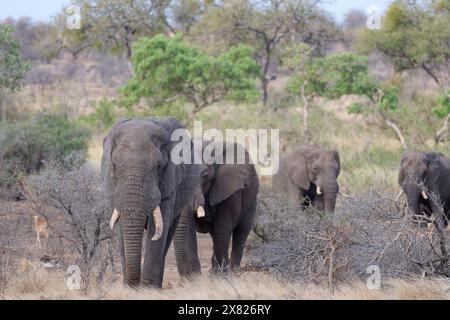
[200,141,253,206]
[285,146,340,214]
[398,151,441,217]
[101,117,185,287]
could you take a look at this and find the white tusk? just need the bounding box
[151,206,163,241]
[316,186,322,195]
[395,190,404,202]
[196,206,206,218]
[110,208,120,230]
[421,191,428,200]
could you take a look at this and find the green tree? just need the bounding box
[188,0,334,105]
[0,24,30,121]
[53,0,171,59]
[357,0,450,90]
[433,90,450,145]
[286,52,406,147]
[121,34,260,120]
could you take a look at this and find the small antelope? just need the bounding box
[33,215,49,248]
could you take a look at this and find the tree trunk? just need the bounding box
[300,81,309,141]
[261,78,269,105]
[434,111,450,146]
[0,93,4,122]
[379,111,407,149]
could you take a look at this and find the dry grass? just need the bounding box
[3,263,449,300]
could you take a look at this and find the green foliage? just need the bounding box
[54,0,169,57]
[356,0,450,87]
[347,103,365,114]
[0,112,90,176]
[432,90,450,118]
[81,98,118,131]
[121,34,260,117]
[0,24,31,91]
[378,86,399,111]
[288,53,378,99]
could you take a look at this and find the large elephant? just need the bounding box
[101,117,204,288]
[272,145,340,215]
[174,141,259,274]
[398,151,450,227]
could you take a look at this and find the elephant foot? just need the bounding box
[209,263,231,275]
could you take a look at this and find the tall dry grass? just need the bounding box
[4,262,449,300]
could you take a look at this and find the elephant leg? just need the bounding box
[210,194,240,274]
[230,203,256,271]
[210,217,233,274]
[210,230,232,274]
[141,197,174,288]
[164,215,179,256]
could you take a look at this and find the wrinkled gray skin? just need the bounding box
[174,141,259,274]
[398,151,450,226]
[273,145,340,215]
[101,117,202,288]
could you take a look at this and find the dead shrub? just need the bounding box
[21,161,117,294]
[250,186,450,292]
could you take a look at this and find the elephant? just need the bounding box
[398,151,450,227]
[174,140,259,274]
[101,117,205,288]
[272,145,340,215]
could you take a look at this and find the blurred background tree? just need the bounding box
[187,0,337,105]
[0,25,30,121]
[357,0,450,90]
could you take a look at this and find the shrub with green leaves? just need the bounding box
[0,113,90,178]
[81,98,118,132]
[432,90,450,119]
[288,53,378,99]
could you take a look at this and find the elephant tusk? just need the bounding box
[316,186,322,195]
[196,206,206,218]
[151,205,163,241]
[395,190,404,202]
[421,191,428,200]
[110,208,120,229]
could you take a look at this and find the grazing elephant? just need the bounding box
[273,145,340,215]
[174,141,259,274]
[398,151,450,227]
[101,117,204,288]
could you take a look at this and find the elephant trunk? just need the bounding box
[323,177,339,215]
[173,206,202,277]
[404,184,421,216]
[114,169,161,287]
[120,212,145,287]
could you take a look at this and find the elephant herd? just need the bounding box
[101,117,450,288]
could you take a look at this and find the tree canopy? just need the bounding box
[121,34,261,119]
[357,0,450,90]
[0,25,30,92]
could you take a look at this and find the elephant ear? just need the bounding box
[398,152,411,186]
[154,117,187,200]
[286,152,310,190]
[101,118,131,204]
[424,152,441,185]
[332,150,341,176]
[208,142,252,206]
